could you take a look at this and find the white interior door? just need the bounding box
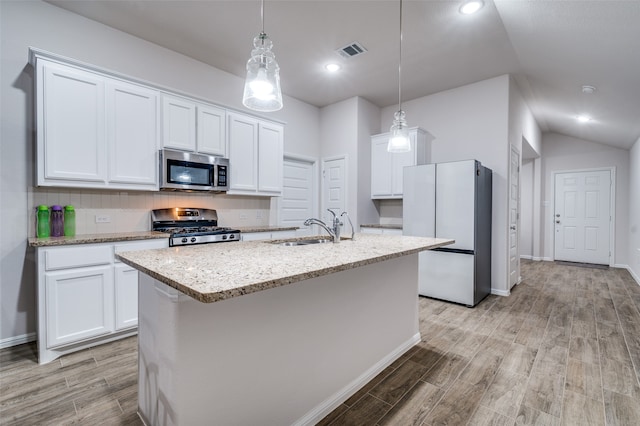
[554,170,611,265]
[280,157,316,236]
[509,146,520,288]
[321,157,346,225]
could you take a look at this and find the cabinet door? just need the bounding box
[40,62,106,184]
[107,81,159,188]
[257,122,284,194]
[228,113,258,192]
[197,104,226,156]
[114,264,139,330]
[370,135,392,198]
[390,132,417,196]
[162,95,196,151]
[45,265,114,348]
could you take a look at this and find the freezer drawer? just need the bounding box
[418,250,475,306]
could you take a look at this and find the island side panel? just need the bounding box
[138,254,420,426]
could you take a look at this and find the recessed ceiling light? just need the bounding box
[577,115,592,123]
[459,0,484,15]
[325,63,341,72]
[581,85,596,94]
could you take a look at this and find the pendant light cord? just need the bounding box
[261,0,265,35]
[398,0,403,112]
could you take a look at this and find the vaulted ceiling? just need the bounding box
[47,0,640,150]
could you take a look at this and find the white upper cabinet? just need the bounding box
[39,61,107,184]
[370,128,431,199]
[161,94,196,151]
[107,81,159,188]
[197,104,226,156]
[162,94,227,157]
[228,112,283,196]
[34,54,160,190]
[257,121,284,194]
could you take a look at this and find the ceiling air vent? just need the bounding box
[336,42,368,59]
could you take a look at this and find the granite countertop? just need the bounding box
[360,224,403,230]
[235,226,299,233]
[28,231,169,247]
[116,233,454,304]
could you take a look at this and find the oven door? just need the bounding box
[160,149,215,191]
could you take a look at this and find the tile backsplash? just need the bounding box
[28,187,272,237]
[377,199,403,226]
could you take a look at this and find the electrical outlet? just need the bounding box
[95,215,111,223]
[239,213,248,221]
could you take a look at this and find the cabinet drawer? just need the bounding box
[45,245,112,271]
[114,239,168,263]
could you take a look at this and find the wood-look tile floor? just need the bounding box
[2,260,640,425]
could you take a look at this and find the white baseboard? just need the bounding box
[491,289,510,297]
[620,265,640,285]
[542,257,554,262]
[0,332,36,349]
[293,332,421,426]
[520,255,533,260]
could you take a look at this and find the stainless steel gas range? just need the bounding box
[151,208,240,247]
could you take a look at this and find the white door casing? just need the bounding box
[509,146,520,288]
[321,156,346,225]
[554,169,613,265]
[280,155,317,236]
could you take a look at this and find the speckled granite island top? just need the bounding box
[115,233,453,304]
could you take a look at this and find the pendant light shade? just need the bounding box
[243,0,283,112]
[388,0,411,153]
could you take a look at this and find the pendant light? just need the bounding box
[242,0,283,112]
[388,0,411,153]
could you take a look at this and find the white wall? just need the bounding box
[520,160,534,258]
[540,133,630,266]
[628,137,640,282]
[0,0,320,344]
[356,98,381,228]
[381,75,512,294]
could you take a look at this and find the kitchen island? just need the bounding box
[116,233,452,426]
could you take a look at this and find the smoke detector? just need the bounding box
[582,85,596,94]
[336,42,368,59]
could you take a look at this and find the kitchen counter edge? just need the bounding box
[28,231,170,247]
[115,234,454,304]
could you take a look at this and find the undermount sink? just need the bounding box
[276,238,333,246]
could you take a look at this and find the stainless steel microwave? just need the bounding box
[159,149,229,192]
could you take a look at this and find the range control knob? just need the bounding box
[190,237,197,243]
[181,238,188,243]
[222,235,228,240]
[229,234,235,240]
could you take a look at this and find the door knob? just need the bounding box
[555,220,560,224]
[510,226,516,230]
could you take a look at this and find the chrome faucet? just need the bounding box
[303,209,342,243]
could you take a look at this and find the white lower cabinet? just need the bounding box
[241,230,297,242]
[36,238,168,364]
[114,264,139,330]
[360,227,404,236]
[45,265,114,348]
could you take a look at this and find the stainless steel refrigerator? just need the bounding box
[403,160,492,307]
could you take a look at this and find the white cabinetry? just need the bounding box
[241,230,297,241]
[107,81,158,187]
[228,112,284,196]
[39,61,107,184]
[36,238,168,364]
[360,227,404,235]
[34,55,159,190]
[162,94,227,157]
[370,128,431,199]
